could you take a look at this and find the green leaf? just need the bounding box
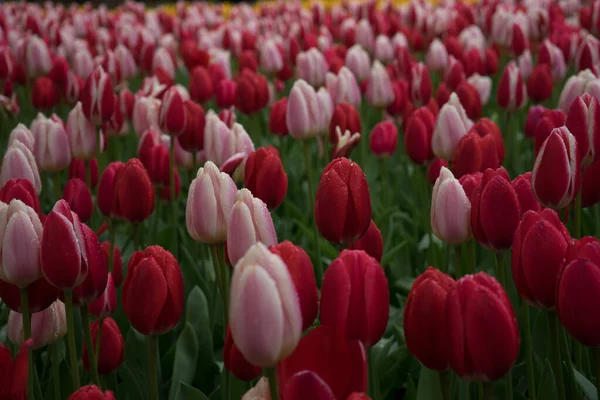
[174,382,210,400]
[382,241,407,267]
[118,361,148,400]
[169,323,200,400]
[416,365,443,400]
[574,369,597,400]
[405,376,417,400]
[393,277,415,295]
[537,359,558,400]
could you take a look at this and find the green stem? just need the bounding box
[455,245,463,278]
[439,371,451,400]
[219,244,230,325]
[64,291,80,391]
[51,342,61,400]
[495,253,513,400]
[466,240,476,275]
[170,138,178,258]
[559,325,581,400]
[81,308,100,386]
[264,366,279,400]
[523,303,536,400]
[548,312,567,400]
[574,187,582,239]
[380,157,389,210]
[95,319,104,375]
[53,172,62,203]
[593,348,600,400]
[303,140,323,286]
[482,382,493,400]
[148,335,159,400]
[210,245,229,327]
[367,347,382,400]
[133,223,140,251]
[20,288,33,400]
[108,221,116,273]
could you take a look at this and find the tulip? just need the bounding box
[345,45,370,83]
[527,65,553,103]
[83,318,124,375]
[244,147,287,209]
[8,300,66,349]
[558,70,600,113]
[447,272,520,381]
[152,48,176,81]
[296,48,328,88]
[62,178,93,223]
[533,110,567,154]
[80,66,114,126]
[224,326,262,381]
[405,107,435,164]
[370,121,397,157]
[177,101,206,153]
[7,124,34,151]
[227,189,278,266]
[30,114,71,172]
[114,45,137,81]
[462,48,484,78]
[31,77,59,110]
[566,93,600,165]
[374,35,394,64]
[66,102,97,160]
[532,127,579,210]
[286,79,328,139]
[0,339,33,399]
[216,79,237,109]
[512,209,571,310]
[471,168,521,252]
[426,39,449,72]
[235,70,269,115]
[269,97,288,136]
[0,276,59,314]
[315,158,371,244]
[431,167,472,245]
[320,250,389,346]
[409,62,432,106]
[88,273,117,319]
[0,200,43,288]
[120,89,136,120]
[455,81,482,120]
[582,159,600,208]
[576,35,600,72]
[72,49,95,81]
[186,161,237,243]
[0,46,13,83]
[204,115,254,172]
[229,242,302,366]
[24,35,52,79]
[512,173,542,215]
[497,61,527,111]
[132,96,161,137]
[0,179,40,216]
[404,267,455,370]
[326,66,362,107]
[97,162,125,217]
[112,158,155,223]
[348,220,383,263]
[259,39,283,74]
[366,61,394,108]
[538,39,567,82]
[432,93,474,161]
[452,131,502,179]
[122,246,184,335]
[159,86,186,136]
[68,385,115,400]
[329,103,361,145]
[69,159,98,190]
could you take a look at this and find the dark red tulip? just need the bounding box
[224,326,262,381]
[0,277,59,313]
[370,121,397,158]
[269,97,288,136]
[329,103,362,145]
[68,385,115,400]
[582,159,600,208]
[533,109,566,154]
[31,76,59,110]
[453,120,504,179]
[178,100,206,152]
[67,225,107,307]
[497,62,527,111]
[408,62,432,105]
[386,80,407,116]
[189,66,214,103]
[215,79,237,109]
[244,146,288,209]
[404,107,435,165]
[0,339,32,399]
[80,66,114,126]
[0,179,40,214]
[112,159,155,223]
[428,158,449,185]
[566,93,600,165]
[62,178,93,223]
[462,48,484,77]
[512,172,542,215]
[239,50,258,73]
[524,106,547,138]
[97,162,125,217]
[180,39,209,71]
[456,81,482,120]
[436,82,451,108]
[348,220,383,262]
[511,23,529,56]
[83,318,124,375]
[69,159,98,189]
[459,172,483,201]
[445,56,466,91]
[527,64,553,103]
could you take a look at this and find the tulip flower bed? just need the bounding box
[5,0,600,399]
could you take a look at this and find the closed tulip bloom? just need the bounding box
[41,200,90,289]
[426,39,449,72]
[227,189,278,266]
[80,66,115,126]
[83,318,124,375]
[512,172,542,215]
[62,178,93,223]
[467,74,492,105]
[576,35,600,72]
[31,76,59,110]
[132,96,161,137]
[409,62,432,106]
[269,97,288,136]
[216,79,237,109]
[88,273,117,319]
[24,35,52,79]
[558,70,599,113]
[453,132,501,179]
[447,272,520,381]
[8,124,34,152]
[366,61,395,108]
[497,61,527,111]
[244,147,287,209]
[30,114,71,172]
[204,116,254,172]
[374,35,394,64]
[123,246,184,335]
[159,86,186,136]
[326,67,362,107]
[445,56,466,91]
[224,326,262,381]
[566,93,600,165]
[460,173,483,201]
[527,65,553,103]
[0,200,43,287]
[432,93,474,161]
[112,159,155,223]
[177,100,206,152]
[431,167,472,245]
[66,102,97,160]
[0,179,40,215]
[8,299,66,349]
[72,49,95,80]
[471,168,521,252]
[532,127,579,210]
[286,79,321,139]
[348,220,383,263]
[320,250,388,346]
[404,267,455,371]
[296,48,328,88]
[68,385,115,400]
[97,162,124,217]
[370,120,397,157]
[538,39,567,82]
[259,39,283,74]
[405,107,435,164]
[186,161,237,243]
[235,70,269,115]
[230,242,302,366]
[455,81,482,120]
[0,276,59,314]
[69,159,98,190]
[345,45,371,83]
[315,158,372,244]
[512,209,570,310]
[533,110,567,154]
[152,47,176,81]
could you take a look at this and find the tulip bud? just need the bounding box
[244,147,287,209]
[320,250,388,346]
[345,45,371,83]
[405,107,435,164]
[8,299,66,349]
[122,246,184,335]
[24,35,52,79]
[471,168,521,252]
[404,267,455,370]
[452,130,502,179]
[426,39,448,72]
[408,62,432,106]
[558,70,598,113]
[227,189,278,266]
[229,243,302,366]
[575,35,600,72]
[159,86,186,136]
[532,127,580,210]
[296,48,328,88]
[287,79,328,139]
[348,220,383,262]
[8,124,34,152]
[132,96,161,137]
[497,61,527,111]
[511,22,529,57]
[88,273,117,319]
[447,272,520,381]
[97,162,124,217]
[0,179,40,215]
[177,100,205,153]
[538,39,567,82]
[83,318,124,375]
[326,66,362,108]
[533,109,567,154]
[374,35,394,63]
[512,209,571,310]
[431,167,472,245]
[66,102,97,161]
[62,178,93,223]
[527,65,553,103]
[81,66,115,126]
[512,172,542,215]
[432,93,474,161]
[370,121,397,157]
[224,326,262,381]
[112,158,155,223]
[445,56,466,91]
[366,61,395,108]
[216,79,237,109]
[315,158,372,244]
[455,81,482,120]
[30,114,71,172]
[68,385,115,400]
[235,70,269,115]
[566,93,600,165]
[31,77,59,110]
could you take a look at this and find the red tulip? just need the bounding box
[315,158,372,244]
[447,273,520,381]
[178,100,206,152]
[582,159,600,208]
[68,225,107,307]
[405,267,455,371]
[244,146,288,209]
[471,168,521,252]
[235,70,269,114]
[524,106,547,138]
[462,48,484,77]
[97,162,125,217]
[80,66,114,126]
[348,220,383,262]
[459,172,483,201]
[88,273,117,319]
[62,177,93,222]
[216,79,237,109]
[159,86,186,136]
[269,97,289,136]
[533,109,567,154]
[180,39,209,71]
[566,93,600,165]
[369,121,397,157]
[456,81,482,120]
[428,158,449,185]
[511,23,529,57]
[224,326,262,381]
[452,119,504,179]
[404,107,435,165]
[68,385,115,400]
[83,318,124,375]
[69,159,98,190]
[239,50,258,72]
[122,246,184,335]
[512,172,542,215]
[527,65,553,103]
[189,66,214,103]
[436,82,451,108]
[408,62,432,106]
[386,80,407,116]
[0,339,33,399]
[112,158,155,223]
[0,178,40,214]
[445,56,466,91]
[320,250,389,346]
[497,61,527,111]
[329,103,361,145]
[0,276,59,313]
[31,76,59,110]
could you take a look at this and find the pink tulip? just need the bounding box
[229,242,302,367]
[374,35,394,64]
[296,48,328,88]
[466,74,492,105]
[432,93,474,160]
[23,35,52,79]
[431,167,472,245]
[132,96,161,137]
[31,114,72,172]
[7,124,34,151]
[186,161,237,243]
[8,299,66,349]
[0,142,42,195]
[345,45,371,83]
[114,45,137,81]
[326,67,362,107]
[0,200,43,287]
[286,80,332,139]
[259,39,283,74]
[366,61,394,108]
[66,102,97,161]
[152,47,176,81]
[355,19,375,53]
[558,70,598,113]
[204,114,254,172]
[227,189,278,266]
[72,48,94,80]
[539,39,567,82]
[426,39,448,72]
